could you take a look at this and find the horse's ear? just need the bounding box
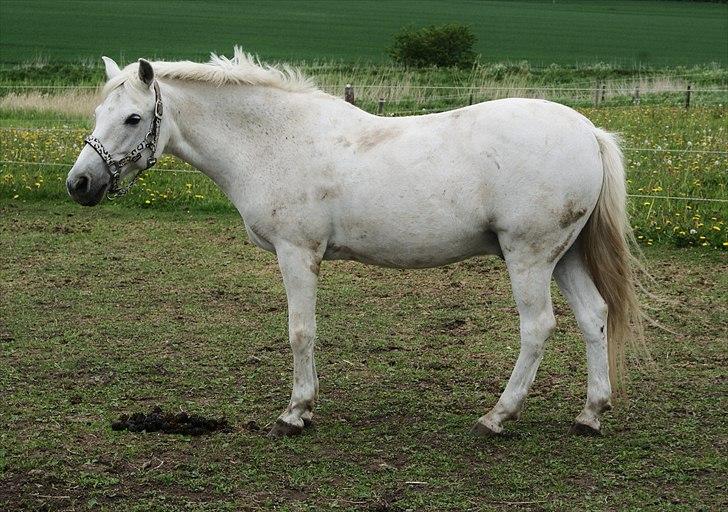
[138,59,154,86]
[101,56,120,81]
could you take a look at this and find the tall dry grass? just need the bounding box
[0,66,722,118]
[0,88,99,117]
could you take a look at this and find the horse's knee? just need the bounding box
[574,296,608,341]
[520,311,556,347]
[290,326,314,350]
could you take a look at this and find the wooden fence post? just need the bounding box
[468,93,473,106]
[601,83,606,104]
[378,97,385,114]
[344,84,354,104]
[685,84,691,109]
[633,85,640,105]
[594,82,601,106]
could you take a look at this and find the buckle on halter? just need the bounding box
[155,100,163,119]
[147,157,157,168]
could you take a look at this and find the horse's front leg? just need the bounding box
[268,240,321,438]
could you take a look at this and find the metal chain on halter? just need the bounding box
[84,80,163,200]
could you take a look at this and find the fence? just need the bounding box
[1,81,727,112]
[338,83,727,112]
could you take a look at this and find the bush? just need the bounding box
[389,23,477,69]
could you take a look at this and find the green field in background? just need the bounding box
[1,0,726,66]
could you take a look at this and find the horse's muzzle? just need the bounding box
[66,172,108,206]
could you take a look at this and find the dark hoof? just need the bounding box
[302,417,315,428]
[570,422,602,437]
[267,419,303,438]
[472,420,503,437]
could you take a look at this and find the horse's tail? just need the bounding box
[580,127,646,393]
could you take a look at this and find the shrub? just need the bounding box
[389,23,477,69]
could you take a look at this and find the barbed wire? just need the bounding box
[0,159,198,173]
[623,147,728,155]
[333,84,728,93]
[1,82,727,93]
[628,194,727,203]
[1,159,725,203]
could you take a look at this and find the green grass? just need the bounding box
[1,1,727,66]
[1,201,726,511]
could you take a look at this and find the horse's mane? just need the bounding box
[103,46,316,96]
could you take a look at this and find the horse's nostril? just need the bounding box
[73,175,90,193]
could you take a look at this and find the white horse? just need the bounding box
[67,49,644,438]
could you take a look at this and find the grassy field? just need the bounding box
[1,4,726,508]
[1,1,727,66]
[1,201,726,511]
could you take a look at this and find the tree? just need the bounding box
[388,23,477,69]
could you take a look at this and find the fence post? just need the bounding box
[633,85,640,105]
[468,92,473,106]
[344,84,354,104]
[378,97,385,115]
[601,83,606,104]
[594,82,601,106]
[685,84,691,109]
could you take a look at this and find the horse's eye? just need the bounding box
[125,114,141,125]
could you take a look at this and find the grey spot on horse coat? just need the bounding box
[324,242,357,260]
[548,229,576,263]
[484,147,502,170]
[335,136,352,148]
[318,184,342,201]
[355,127,402,152]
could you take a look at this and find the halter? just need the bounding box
[84,80,164,199]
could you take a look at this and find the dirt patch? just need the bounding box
[558,200,588,229]
[111,406,230,436]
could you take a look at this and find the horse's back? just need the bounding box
[337,98,604,229]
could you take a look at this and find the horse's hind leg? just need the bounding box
[553,243,611,435]
[473,242,557,435]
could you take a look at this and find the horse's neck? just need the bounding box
[163,82,354,198]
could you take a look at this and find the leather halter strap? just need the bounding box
[84,79,163,199]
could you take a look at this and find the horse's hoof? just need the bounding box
[267,419,303,438]
[472,419,503,437]
[570,422,602,437]
[302,417,315,428]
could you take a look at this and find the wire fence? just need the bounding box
[1,126,726,157]
[1,83,726,92]
[1,159,725,203]
[0,79,728,109]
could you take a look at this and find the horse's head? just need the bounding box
[67,57,164,206]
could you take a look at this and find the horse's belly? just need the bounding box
[323,224,501,268]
